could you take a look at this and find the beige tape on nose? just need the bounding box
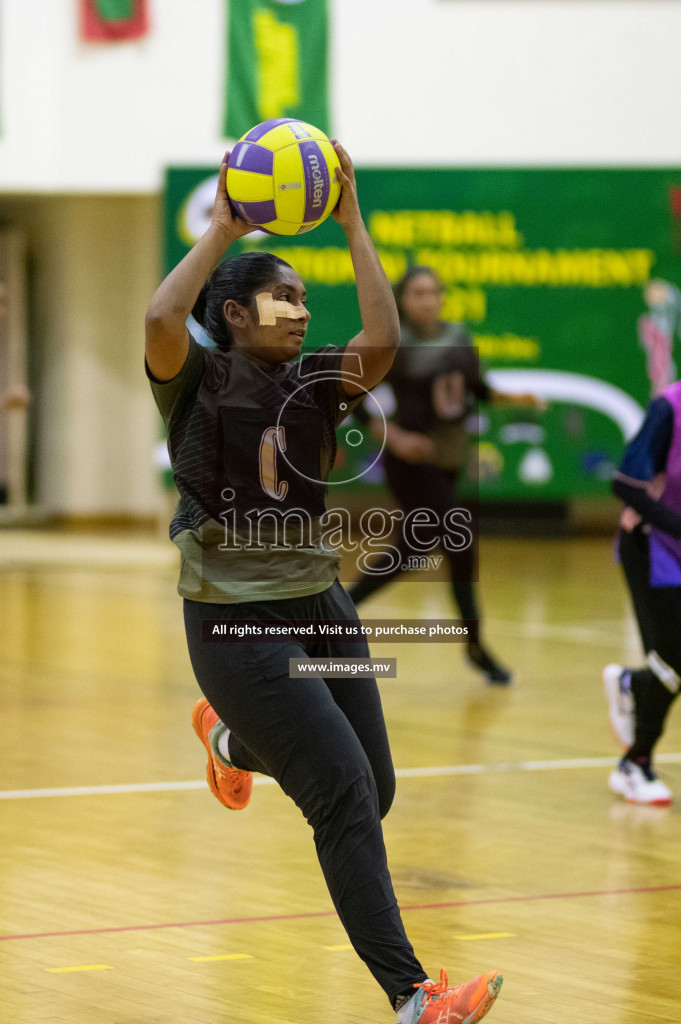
[256,292,306,327]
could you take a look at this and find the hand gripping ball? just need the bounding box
[226,118,342,235]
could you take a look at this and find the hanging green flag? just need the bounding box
[225,0,330,139]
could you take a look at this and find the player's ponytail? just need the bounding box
[191,282,210,330]
[196,252,292,349]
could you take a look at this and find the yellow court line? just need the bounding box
[45,964,113,973]
[454,932,516,941]
[188,953,253,962]
[323,944,353,951]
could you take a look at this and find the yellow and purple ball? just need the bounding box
[226,119,341,235]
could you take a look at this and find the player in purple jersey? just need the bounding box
[604,382,681,805]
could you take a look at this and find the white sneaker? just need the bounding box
[603,664,634,750]
[609,758,672,806]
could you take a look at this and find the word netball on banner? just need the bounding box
[79,0,149,42]
[225,0,330,139]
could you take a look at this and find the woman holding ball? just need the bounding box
[145,142,502,1023]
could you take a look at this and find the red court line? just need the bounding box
[2,884,680,943]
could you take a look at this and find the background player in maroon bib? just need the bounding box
[349,265,545,686]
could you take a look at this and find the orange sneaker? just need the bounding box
[407,969,502,1024]
[191,698,252,810]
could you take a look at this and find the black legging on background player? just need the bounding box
[349,452,478,622]
[617,528,680,760]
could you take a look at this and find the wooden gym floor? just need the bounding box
[1,530,680,1024]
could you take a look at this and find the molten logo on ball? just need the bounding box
[226,118,341,236]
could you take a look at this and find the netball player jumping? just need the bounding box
[145,144,502,1023]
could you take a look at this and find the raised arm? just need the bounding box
[145,156,255,382]
[331,142,400,395]
[612,395,681,538]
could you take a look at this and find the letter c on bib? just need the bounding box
[259,426,289,501]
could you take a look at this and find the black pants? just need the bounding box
[349,452,479,623]
[183,580,427,1002]
[620,528,681,670]
[619,528,681,757]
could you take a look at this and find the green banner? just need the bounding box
[225,0,330,140]
[165,165,681,500]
